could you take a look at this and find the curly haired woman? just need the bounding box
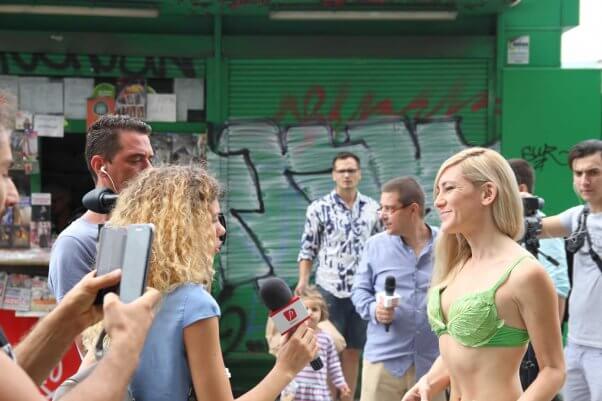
[82,165,317,401]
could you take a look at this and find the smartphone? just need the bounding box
[94,226,127,305]
[119,224,155,303]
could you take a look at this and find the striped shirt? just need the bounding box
[287,330,347,401]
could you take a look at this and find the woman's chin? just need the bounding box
[440,222,459,234]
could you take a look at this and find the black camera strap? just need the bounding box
[572,205,602,275]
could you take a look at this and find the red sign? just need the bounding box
[0,310,80,399]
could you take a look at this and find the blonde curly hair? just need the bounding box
[83,165,221,352]
[108,165,220,292]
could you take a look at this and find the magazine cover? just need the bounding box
[150,134,173,166]
[3,274,32,311]
[30,193,52,249]
[171,133,201,165]
[29,276,56,315]
[0,196,31,249]
[153,133,206,166]
[0,271,8,306]
[86,96,115,129]
[115,78,146,119]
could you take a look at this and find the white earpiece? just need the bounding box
[99,165,118,192]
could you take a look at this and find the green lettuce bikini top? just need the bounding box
[427,255,531,348]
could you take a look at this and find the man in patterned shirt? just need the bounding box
[296,151,381,400]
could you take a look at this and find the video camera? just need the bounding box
[522,195,544,255]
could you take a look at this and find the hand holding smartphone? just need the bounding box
[94,224,154,304]
[120,224,154,303]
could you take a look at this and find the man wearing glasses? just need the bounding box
[296,151,381,400]
[351,177,443,401]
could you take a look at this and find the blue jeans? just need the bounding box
[563,342,602,401]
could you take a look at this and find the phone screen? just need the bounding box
[119,224,154,303]
[94,227,127,304]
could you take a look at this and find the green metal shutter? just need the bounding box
[0,52,205,79]
[210,58,494,356]
[228,58,491,144]
[214,57,492,282]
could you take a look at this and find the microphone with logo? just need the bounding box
[259,277,323,371]
[383,276,398,332]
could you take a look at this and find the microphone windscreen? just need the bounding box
[385,276,396,295]
[259,277,293,311]
[82,187,117,214]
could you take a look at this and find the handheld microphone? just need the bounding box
[259,277,323,371]
[384,276,396,332]
[82,187,118,214]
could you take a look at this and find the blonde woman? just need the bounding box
[402,148,565,401]
[82,165,317,401]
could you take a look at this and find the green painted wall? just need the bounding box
[501,68,602,215]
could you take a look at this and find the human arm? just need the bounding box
[295,204,321,295]
[350,243,378,324]
[296,259,313,295]
[324,334,350,398]
[401,356,450,401]
[14,270,120,384]
[60,290,161,401]
[185,319,317,401]
[538,237,570,322]
[541,216,570,239]
[515,261,566,401]
[1,287,160,401]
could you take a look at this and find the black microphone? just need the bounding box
[384,276,396,332]
[259,277,323,371]
[82,188,118,214]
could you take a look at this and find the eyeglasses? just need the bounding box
[377,203,412,216]
[218,213,227,243]
[334,169,359,175]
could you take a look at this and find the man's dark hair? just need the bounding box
[568,140,602,171]
[85,114,151,183]
[508,158,535,193]
[382,176,425,217]
[331,152,360,170]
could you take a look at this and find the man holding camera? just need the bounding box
[541,140,602,401]
[49,114,154,302]
[351,177,442,401]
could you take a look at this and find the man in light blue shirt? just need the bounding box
[351,177,443,401]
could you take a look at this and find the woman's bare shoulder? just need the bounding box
[509,254,555,300]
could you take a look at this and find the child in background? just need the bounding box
[281,286,351,401]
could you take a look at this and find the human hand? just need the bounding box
[275,323,318,377]
[58,269,122,332]
[339,384,352,400]
[102,288,161,356]
[375,300,395,325]
[401,375,432,401]
[294,281,307,296]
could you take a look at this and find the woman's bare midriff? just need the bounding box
[440,336,527,401]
